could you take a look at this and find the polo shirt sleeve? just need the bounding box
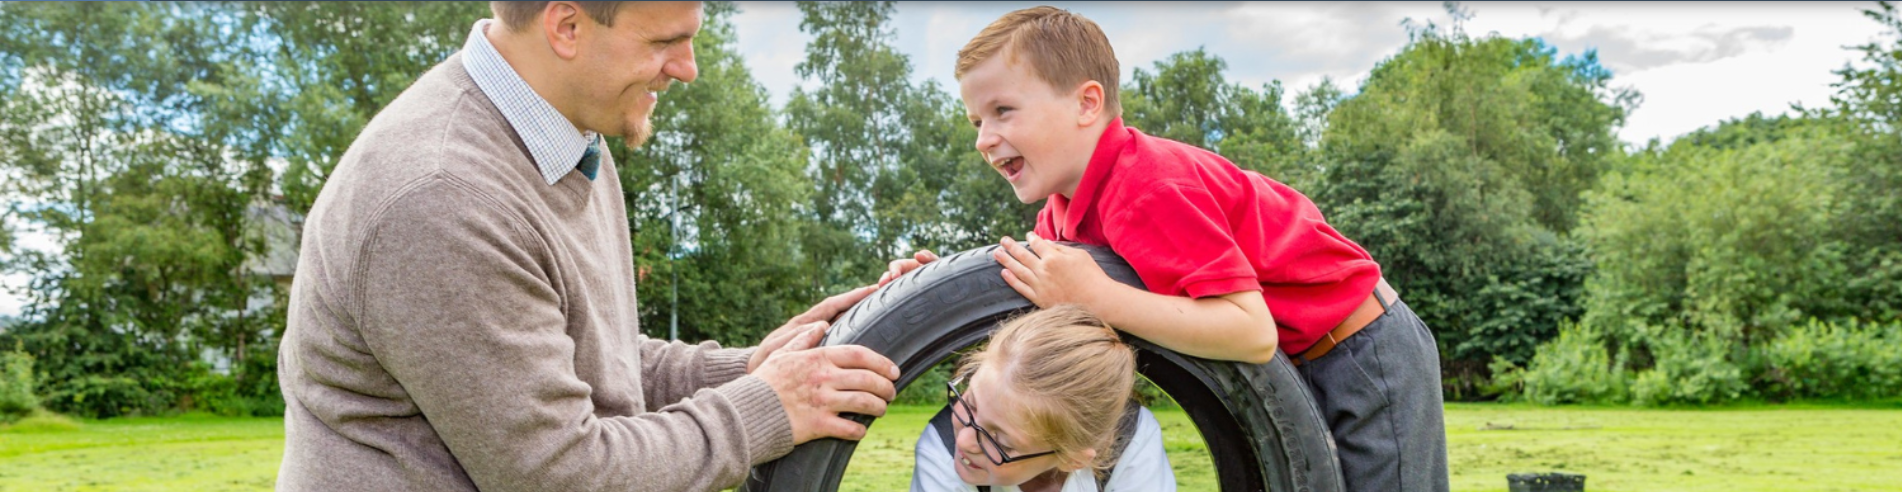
[1106,182,1261,299]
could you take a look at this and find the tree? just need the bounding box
[1315,10,1627,374]
[785,1,1020,291]
[246,2,487,214]
[0,2,277,416]
[1122,48,1307,186]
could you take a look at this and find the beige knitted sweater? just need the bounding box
[276,54,792,492]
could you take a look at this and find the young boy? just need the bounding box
[879,6,1449,491]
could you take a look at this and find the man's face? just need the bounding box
[959,54,1096,204]
[573,1,701,146]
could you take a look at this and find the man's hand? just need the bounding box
[752,328,900,444]
[993,233,1112,308]
[877,249,939,287]
[750,285,878,373]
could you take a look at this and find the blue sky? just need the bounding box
[0,2,1892,317]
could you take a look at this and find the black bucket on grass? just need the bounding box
[1508,472,1585,492]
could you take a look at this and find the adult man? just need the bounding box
[276,2,900,491]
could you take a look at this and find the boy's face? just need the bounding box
[959,54,1106,204]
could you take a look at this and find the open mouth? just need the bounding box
[959,455,986,473]
[994,156,1025,182]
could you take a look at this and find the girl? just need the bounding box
[911,305,1176,492]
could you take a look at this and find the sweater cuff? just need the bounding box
[703,347,756,388]
[718,375,795,465]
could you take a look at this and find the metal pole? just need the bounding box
[669,170,680,341]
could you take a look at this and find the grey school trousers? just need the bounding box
[1296,297,1451,492]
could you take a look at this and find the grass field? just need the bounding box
[4,403,1901,491]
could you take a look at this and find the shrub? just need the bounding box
[1630,328,1746,406]
[1756,319,1902,400]
[1,347,40,423]
[1508,321,1627,404]
[45,373,174,418]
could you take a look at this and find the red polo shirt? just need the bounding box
[1034,118,1381,355]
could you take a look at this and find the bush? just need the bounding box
[1630,328,1746,406]
[1755,319,1902,400]
[1,347,41,423]
[4,408,81,432]
[1506,321,1627,404]
[45,374,175,419]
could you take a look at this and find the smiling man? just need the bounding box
[275,2,901,491]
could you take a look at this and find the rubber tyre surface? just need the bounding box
[742,244,1343,492]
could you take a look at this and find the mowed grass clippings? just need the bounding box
[1443,402,1902,492]
[0,413,283,492]
[6,403,1902,491]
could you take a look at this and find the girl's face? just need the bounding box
[949,368,1088,487]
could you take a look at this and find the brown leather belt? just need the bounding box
[1291,279,1396,366]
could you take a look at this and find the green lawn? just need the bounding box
[4,403,1901,491]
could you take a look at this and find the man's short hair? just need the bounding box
[956,6,1121,118]
[491,1,623,32]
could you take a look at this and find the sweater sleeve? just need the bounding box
[638,339,757,407]
[354,182,792,492]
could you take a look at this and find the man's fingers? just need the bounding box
[815,415,871,441]
[825,368,898,401]
[824,389,891,418]
[915,249,938,263]
[781,322,827,352]
[819,345,900,380]
[801,284,877,321]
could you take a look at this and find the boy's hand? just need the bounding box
[877,249,939,287]
[994,233,1110,308]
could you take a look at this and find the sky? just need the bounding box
[729,1,1892,145]
[0,2,1894,317]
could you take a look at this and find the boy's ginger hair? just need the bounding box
[956,6,1122,118]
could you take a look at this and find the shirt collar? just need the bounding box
[1049,117,1132,240]
[462,19,597,186]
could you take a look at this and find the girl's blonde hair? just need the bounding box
[957,304,1137,471]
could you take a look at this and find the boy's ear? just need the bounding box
[1073,80,1106,128]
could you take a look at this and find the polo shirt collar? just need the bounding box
[461,19,598,186]
[1050,117,1133,240]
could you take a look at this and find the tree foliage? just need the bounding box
[2,2,1900,415]
[1314,13,1626,374]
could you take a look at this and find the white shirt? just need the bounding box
[910,407,1178,492]
[461,19,599,185]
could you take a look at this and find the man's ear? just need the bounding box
[542,1,585,60]
[1074,80,1106,127]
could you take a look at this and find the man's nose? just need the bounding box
[668,43,699,84]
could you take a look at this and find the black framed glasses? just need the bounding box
[946,375,1057,465]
